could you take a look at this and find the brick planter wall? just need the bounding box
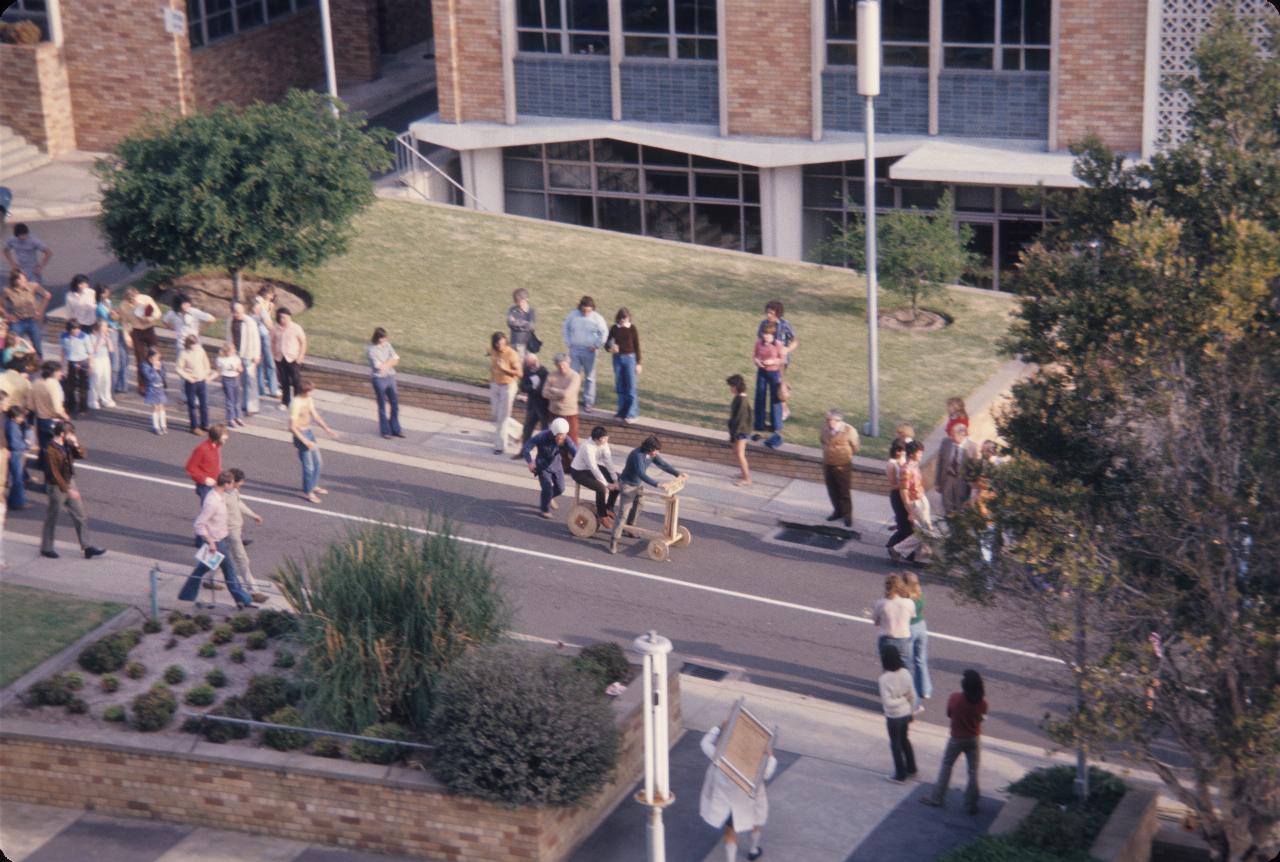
[0,665,681,862]
[0,42,77,156]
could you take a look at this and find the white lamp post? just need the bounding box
[857,0,881,438]
[318,0,340,117]
[633,630,674,862]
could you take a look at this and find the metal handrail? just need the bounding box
[393,131,486,211]
[179,710,434,750]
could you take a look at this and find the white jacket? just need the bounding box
[225,316,262,364]
[698,726,777,832]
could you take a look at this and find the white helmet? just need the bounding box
[549,417,570,436]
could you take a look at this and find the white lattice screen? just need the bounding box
[1157,0,1274,147]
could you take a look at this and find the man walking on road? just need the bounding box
[176,470,256,610]
[185,425,227,505]
[31,360,68,475]
[561,295,607,413]
[521,416,577,519]
[820,408,859,528]
[3,270,50,358]
[39,420,106,560]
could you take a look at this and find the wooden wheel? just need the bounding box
[647,540,670,562]
[568,505,599,538]
[673,526,692,548]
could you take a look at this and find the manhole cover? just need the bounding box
[772,527,849,551]
[682,662,729,682]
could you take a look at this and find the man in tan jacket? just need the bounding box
[820,408,860,528]
[542,352,582,446]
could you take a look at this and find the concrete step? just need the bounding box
[1,135,37,160]
[0,146,52,181]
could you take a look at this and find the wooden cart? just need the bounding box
[567,475,691,561]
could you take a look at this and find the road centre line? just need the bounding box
[73,462,1066,667]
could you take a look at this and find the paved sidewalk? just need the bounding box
[3,152,104,221]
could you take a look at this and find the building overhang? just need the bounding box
[409,114,1083,188]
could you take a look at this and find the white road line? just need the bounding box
[72,461,1066,666]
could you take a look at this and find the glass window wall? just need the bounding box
[623,0,717,59]
[826,0,929,67]
[943,0,1049,70]
[518,0,610,54]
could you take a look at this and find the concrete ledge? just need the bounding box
[1091,787,1158,862]
[987,793,1036,836]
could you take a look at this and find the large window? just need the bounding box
[943,0,1049,69]
[186,0,312,47]
[517,0,609,55]
[504,139,761,253]
[1,0,49,40]
[622,0,717,60]
[826,0,929,67]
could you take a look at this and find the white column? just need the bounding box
[47,0,65,45]
[500,0,518,124]
[1139,0,1162,158]
[1048,0,1063,149]
[759,166,804,261]
[633,631,675,862]
[609,0,623,120]
[810,0,825,141]
[928,0,941,135]
[716,0,728,136]
[461,148,505,212]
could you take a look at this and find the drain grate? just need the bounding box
[682,662,730,682]
[772,527,849,551]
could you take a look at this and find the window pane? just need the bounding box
[1001,0,1022,45]
[642,146,688,166]
[505,159,546,190]
[674,0,716,34]
[625,35,669,55]
[598,166,640,193]
[883,0,928,41]
[827,43,855,65]
[550,194,595,226]
[622,0,667,32]
[693,203,743,249]
[189,20,204,46]
[598,198,643,234]
[692,154,738,169]
[742,173,759,204]
[568,0,608,30]
[646,200,691,242]
[943,0,994,43]
[677,37,717,59]
[593,139,640,163]
[1001,186,1041,214]
[899,184,944,209]
[517,0,560,27]
[805,162,845,176]
[570,33,609,54]
[506,191,548,219]
[548,163,592,189]
[505,144,544,158]
[828,0,855,39]
[944,46,993,68]
[803,175,843,208]
[266,0,291,18]
[1024,48,1049,70]
[645,170,690,196]
[955,185,995,211]
[546,141,590,161]
[236,0,264,30]
[998,219,1042,276]
[884,45,929,66]
[206,10,234,40]
[743,206,763,254]
[695,172,740,199]
[1002,48,1021,70]
[518,31,561,52]
[1025,0,1051,43]
[962,222,994,288]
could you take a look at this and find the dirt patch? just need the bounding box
[150,273,312,321]
[877,308,950,332]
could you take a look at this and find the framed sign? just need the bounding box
[163,7,186,35]
[712,698,777,798]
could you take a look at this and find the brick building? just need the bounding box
[407,0,1275,290]
[0,0,432,162]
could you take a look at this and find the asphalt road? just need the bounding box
[6,399,1073,751]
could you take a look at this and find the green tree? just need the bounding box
[96,90,392,304]
[825,190,974,322]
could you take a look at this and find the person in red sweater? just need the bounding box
[185,425,227,505]
[921,669,988,814]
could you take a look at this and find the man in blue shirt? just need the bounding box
[521,416,578,518]
[561,295,608,414]
[59,321,91,417]
[610,435,684,554]
[754,299,797,449]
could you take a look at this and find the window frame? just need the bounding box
[517,0,611,56]
[825,0,930,68]
[187,0,312,48]
[621,0,718,61]
[1,0,51,40]
[942,0,1050,71]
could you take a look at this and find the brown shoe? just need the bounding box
[251,592,268,604]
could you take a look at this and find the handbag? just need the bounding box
[527,330,543,354]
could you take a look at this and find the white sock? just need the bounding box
[751,830,762,853]
[160,412,168,431]
[151,413,161,433]
[724,839,737,862]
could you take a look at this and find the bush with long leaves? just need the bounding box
[276,520,509,732]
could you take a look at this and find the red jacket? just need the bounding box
[185,439,221,486]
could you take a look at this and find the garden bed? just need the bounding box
[0,584,125,689]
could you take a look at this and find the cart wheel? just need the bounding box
[568,505,599,538]
[673,526,692,548]
[647,540,670,562]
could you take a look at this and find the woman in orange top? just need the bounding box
[886,439,913,561]
[488,332,522,454]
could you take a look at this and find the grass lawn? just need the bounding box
[0,584,125,687]
[282,200,1015,458]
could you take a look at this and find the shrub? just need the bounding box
[131,685,178,732]
[103,705,127,722]
[276,521,509,731]
[263,706,310,751]
[256,608,299,639]
[167,610,185,625]
[245,631,268,650]
[171,619,199,637]
[229,647,246,664]
[197,643,217,659]
[164,637,178,650]
[574,642,632,692]
[120,629,143,648]
[206,667,228,688]
[272,648,295,669]
[0,20,44,45]
[429,645,619,805]
[163,665,186,685]
[193,613,214,632]
[938,835,1080,862]
[202,696,252,743]
[66,697,89,715]
[243,675,294,720]
[77,631,135,674]
[62,672,84,691]
[27,675,73,707]
[100,674,120,693]
[229,614,257,633]
[124,661,147,680]
[142,618,163,634]
[181,716,204,733]
[348,722,411,765]
[311,737,343,758]
[185,685,217,707]
[210,625,234,645]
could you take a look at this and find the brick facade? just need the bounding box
[378,0,435,55]
[1055,0,1149,152]
[190,11,325,111]
[723,0,813,137]
[432,0,506,123]
[332,0,382,82]
[0,42,77,156]
[0,671,680,862]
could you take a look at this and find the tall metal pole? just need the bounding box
[318,0,340,117]
[633,631,675,862]
[857,0,881,438]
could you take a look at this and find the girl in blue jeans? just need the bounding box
[288,379,339,504]
[607,308,641,423]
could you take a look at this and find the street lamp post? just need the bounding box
[857,0,881,438]
[633,631,675,862]
[318,0,340,117]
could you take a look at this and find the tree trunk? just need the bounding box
[1073,588,1090,802]
[231,268,243,307]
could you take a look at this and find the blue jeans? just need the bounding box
[878,634,914,675]
[183,379,209,430]
[613,353,638,419]
[754,369,784,443]
[176,538,253,606]
[536,462,565,513]
[909,620,932,699]
[256,331,279,396]
[221,376,242,424]
[11,317,42,357]
[373,376,401,436]
[7,449,26,508]
[111,329,129,392]
[569,347,597,409]
[294,429,321,494]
